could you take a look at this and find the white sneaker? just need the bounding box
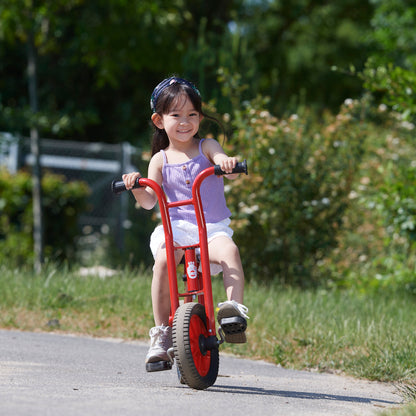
[217,301,249,344]
[145,325,173,363]
[217,300,249,320]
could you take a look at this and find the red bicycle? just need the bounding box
[112,160,248,390]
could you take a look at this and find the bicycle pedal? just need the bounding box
[145,360,172,372]
[167,347,175,363]
[219,316,247,335]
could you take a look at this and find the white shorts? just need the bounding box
[149,218,233,275]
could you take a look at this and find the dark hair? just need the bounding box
[150,82,221,156]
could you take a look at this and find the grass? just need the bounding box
[384,404,416,416]
[1,263,416,386]
[385,381,416,414]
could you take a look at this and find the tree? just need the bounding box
[231,0,375,114]
[0,0,241,143]
[361,0,416,122]
[0,0,63,271]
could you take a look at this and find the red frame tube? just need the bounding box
[137,166,217,335]
[191,167,216,335]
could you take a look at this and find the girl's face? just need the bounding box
[152,94,202,146]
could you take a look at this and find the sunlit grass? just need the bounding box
[1,264,416,384]
[0,264,155,339]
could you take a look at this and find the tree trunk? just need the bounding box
[27,21,44,273]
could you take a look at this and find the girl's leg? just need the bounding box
[209,236,248,344]
[151,244,183,326]
[208,236,244,303]
[146,245,183,365]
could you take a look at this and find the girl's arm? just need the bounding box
[202,138,239,179]
[122,152,163,210]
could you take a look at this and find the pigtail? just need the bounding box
[151,128,170,156]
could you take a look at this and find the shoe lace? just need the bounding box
[149,325,172,349]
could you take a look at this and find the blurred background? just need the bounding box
[1,0,415,290]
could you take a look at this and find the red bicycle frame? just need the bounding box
[138,166,218,336]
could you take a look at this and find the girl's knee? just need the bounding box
[153,253,168,276]
[223,240,241,258]
[154,246,183,272]
[212,239,241,264]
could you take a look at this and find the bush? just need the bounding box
[354,119,416,293]
[0,169,90,267]
[304,100,416,294]
[224,96,370,286]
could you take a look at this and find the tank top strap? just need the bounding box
[160,149,168,166]
[198,138,205,156]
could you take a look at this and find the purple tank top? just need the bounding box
[161,139,231,224]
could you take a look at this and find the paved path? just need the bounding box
[0,330,402,415]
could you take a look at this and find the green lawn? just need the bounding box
[1,264,415,385]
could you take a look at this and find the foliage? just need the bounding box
[1,0,416,293]
[340,0,416,292]
[377,162,416,247]
[361,60,416,123]
[360,0,416,122]
[0,169,90,266]
[315,105,416,293]
[232,0,374,113]
[369,0,416,68]
[0,0,241,143]
[361,126,416,293]
[222,83,369,285]
[320,0,416,294]
[0,0,377,144]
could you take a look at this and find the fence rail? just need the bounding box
[0,132,140,251]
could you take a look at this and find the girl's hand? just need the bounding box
[219,157,238,174]
[122,172,142,190]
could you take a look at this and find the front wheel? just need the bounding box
[173,302,219,390]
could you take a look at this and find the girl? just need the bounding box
[122,77,248,365]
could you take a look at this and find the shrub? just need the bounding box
[357,121,416,293]
[0,169,90,267]
[224,96,369,286]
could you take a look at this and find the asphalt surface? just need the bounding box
[0,329,402,416]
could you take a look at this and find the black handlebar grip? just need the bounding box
[111,177,141,194]
[111,180,126,194]
[214,159,248,176]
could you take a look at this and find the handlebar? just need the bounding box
[111,159,248,194]
[111,177,141,195]
[214,159,248,176]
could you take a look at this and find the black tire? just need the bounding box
[173,303,219,390]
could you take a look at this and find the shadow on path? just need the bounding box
[206,384,398,405]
